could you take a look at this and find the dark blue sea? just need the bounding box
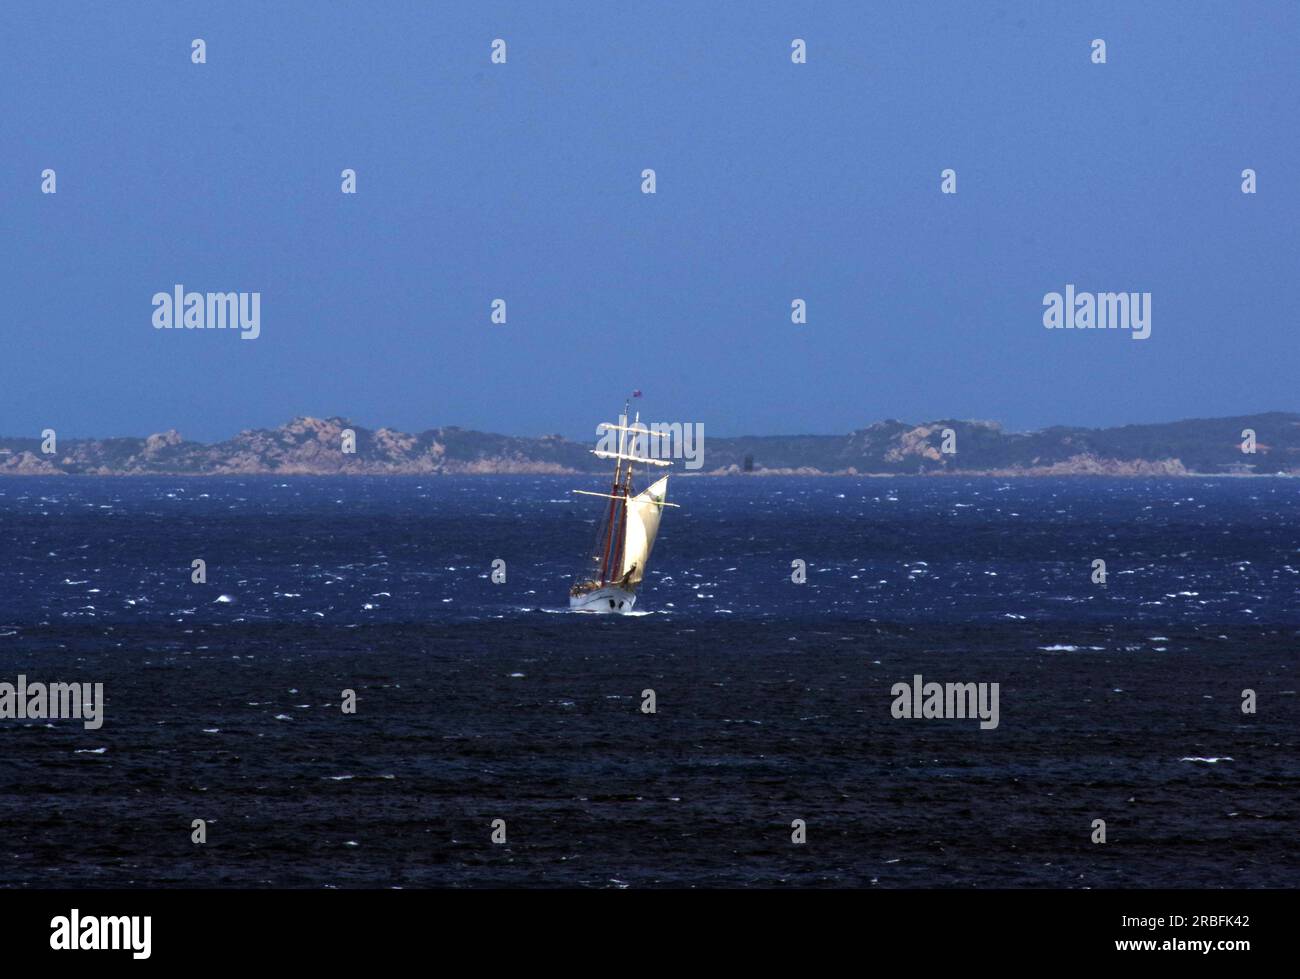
[1,476,1296,887]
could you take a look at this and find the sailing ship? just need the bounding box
[569,398,678,613]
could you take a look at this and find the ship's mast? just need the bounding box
[598,399,631,584]
[609,408,640,579]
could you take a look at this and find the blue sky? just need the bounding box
[3,1,1297,441]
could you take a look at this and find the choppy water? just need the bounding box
[0,476,1296,886]
[3,475,1298,626]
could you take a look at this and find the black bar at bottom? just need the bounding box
[0,888,1283,965]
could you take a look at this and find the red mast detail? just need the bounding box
[598,467,619,583]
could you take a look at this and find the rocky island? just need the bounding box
[1,413,1296,477]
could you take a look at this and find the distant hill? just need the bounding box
[1,413,1297,476]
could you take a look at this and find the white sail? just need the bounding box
[619,475,669,587]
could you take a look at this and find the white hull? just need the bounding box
[569,585,637,614]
